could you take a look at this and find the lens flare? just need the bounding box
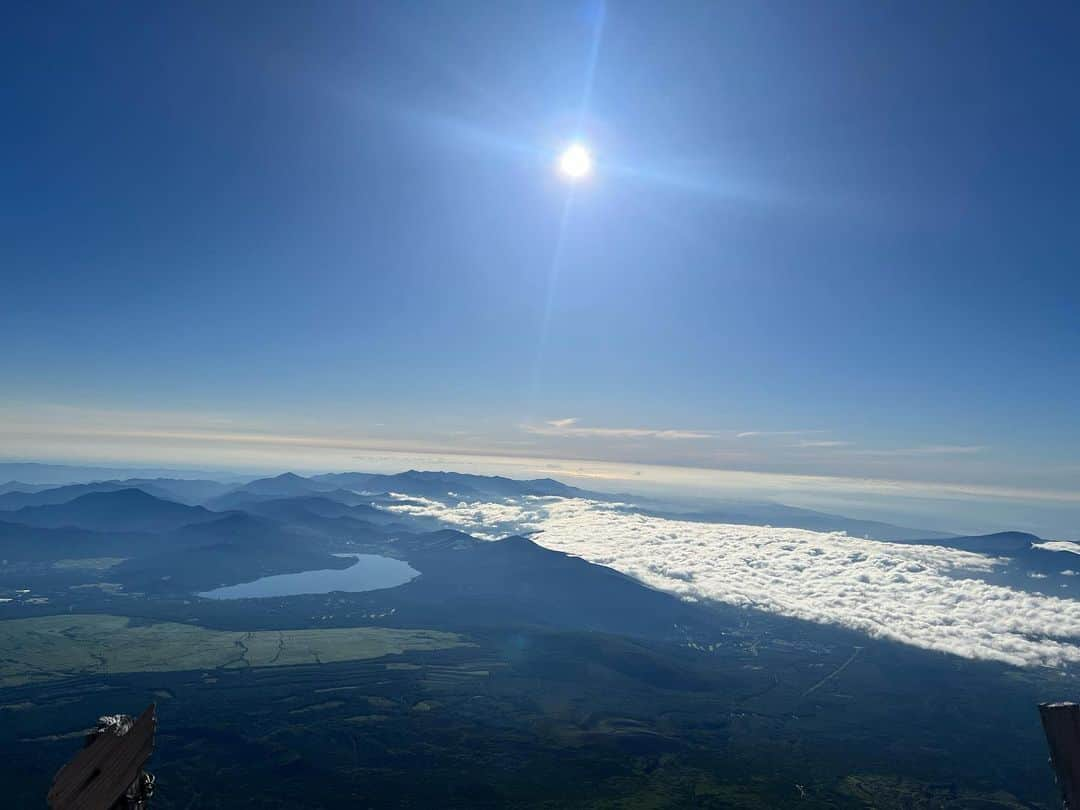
[558,143,593,180]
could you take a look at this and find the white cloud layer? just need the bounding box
[384,495,1080,668]
[1034,541,1080,556]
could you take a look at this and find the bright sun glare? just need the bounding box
[558,143,593,180]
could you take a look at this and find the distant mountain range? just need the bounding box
[311,470,585,499]
[0,467,1017,549]
[214,469,586,502]
[0,479,234,510]
[10,488,219,533]
[0,462,248,486]
[0,481,52,496]
[1,468,1059,600]
[0,466,993,544]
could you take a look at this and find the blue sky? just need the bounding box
[3,2,1078,533]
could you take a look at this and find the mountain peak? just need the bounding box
[72,487,160,504]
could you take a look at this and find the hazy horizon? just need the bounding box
[2,450,1078,539]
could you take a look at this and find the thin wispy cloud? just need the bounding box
[736,430,825,439]
[853,445,986,457]
[524,418,718,441]
[546,417,580,429]
[790,440,853,448]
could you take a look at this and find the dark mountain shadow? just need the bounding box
[111,513,352,593]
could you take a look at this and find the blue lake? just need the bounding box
[197,554,419,600]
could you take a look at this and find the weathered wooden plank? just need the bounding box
[1040,701,1080,809]
[48,704,156,810]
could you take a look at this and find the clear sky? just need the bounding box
[3,2,1078,534]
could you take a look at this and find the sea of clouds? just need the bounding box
[384,495,1080,668]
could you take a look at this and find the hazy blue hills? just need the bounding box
[0,481,52,496]
[0,462,245,486]
[238,496,399,525]
[205,485,374,512]
[107,477,235,504]
[0,513,278,565]
[193,497,424,548]
[161,510,372,553]
[202,473,366,510]
[229,472,331,497]
[0,480,175,510]
[112,513,352,592]
[897,530,1041,555]
[0,478,234,510]
[0,497,359,590]
[164,512,280,547]
[11,488,219,533]
[0,520,153,562]
[311,469,586,499]
[203,469,586,512]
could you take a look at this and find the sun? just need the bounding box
[558,143,593,181]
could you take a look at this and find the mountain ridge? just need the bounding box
[12,488,220,533]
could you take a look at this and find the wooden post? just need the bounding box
[1041,702,1080,809]
[48,704,156,810]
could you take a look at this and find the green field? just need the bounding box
[0,614,468,687]
[51,558,127,571]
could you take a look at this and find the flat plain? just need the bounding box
[0,614,467,687]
